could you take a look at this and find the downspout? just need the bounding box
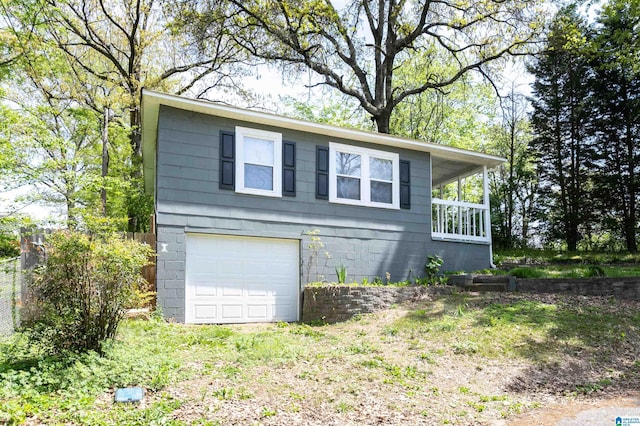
[483,166,496,268]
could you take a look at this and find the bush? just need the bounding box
[586,265,606,277]
[24,230,153,354]
[422,255,444,284]
[508,267,547,279]
[0,232,19,258]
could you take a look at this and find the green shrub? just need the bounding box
[586,265,606,277]
[0,232,19,258]
[418,254,444,285]
[24,230,153,354]
[508,267,546,279]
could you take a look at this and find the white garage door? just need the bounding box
[185,234,300,324]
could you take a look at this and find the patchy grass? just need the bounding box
[492,264,640,278]
[2,294,640,424]
[494,248,640,266]
[483,249,640,277]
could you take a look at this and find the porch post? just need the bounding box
[483,166,495,268]
[457,177,462,234]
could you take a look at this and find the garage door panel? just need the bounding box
[251,261,274,275]
[273,304,291,317]
[247,304,268,318]
[186,234,299,324]
[194,282,218,296]
[218,258,242,270]
[247,286,268,297]
[222,284,243,296]
[194,304,217,319]
[221,304,243,319]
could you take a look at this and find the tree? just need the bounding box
[390,74,496,149]
[186,0,545,134]
[587,0,640,252]
[0,2,131,228]
[529,5,593,251]
[281,91,371,131]
[1,0,245,230]
[489,84,539,249]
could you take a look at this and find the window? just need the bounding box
[329,142,399,209]
[235,126,282,197]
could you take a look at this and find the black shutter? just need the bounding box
[400,160,410,209]
[219,131,235,190]
[316,146,329,199]
[283,141,296,196]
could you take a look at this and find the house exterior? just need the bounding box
[141,90,504,324]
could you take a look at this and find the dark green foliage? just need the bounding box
[529,5,594,251]
[24,230,153,354]
[586,0,640,253]
[494,248,640,265]
[530,1,640,251]
[586,265,605,277]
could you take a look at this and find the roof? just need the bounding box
[141,89,505,193]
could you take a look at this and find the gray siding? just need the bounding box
[154,105,491,322]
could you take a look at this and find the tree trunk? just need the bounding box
[101,108,110,216]
[128,104,143,232]
[374,110,391,134]
[566,220,578,251]
[624,99,637,252]
[67,197,76,230]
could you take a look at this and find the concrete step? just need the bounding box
[447,274,516,292]
[462,283,507,292]
[472,275,510,284]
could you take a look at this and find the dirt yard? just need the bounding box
[131,293,640,425]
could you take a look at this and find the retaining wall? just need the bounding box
[302,277,640,324]
[302,285,452,323]
[515,277,640,298]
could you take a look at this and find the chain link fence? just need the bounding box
[0,257,20,336]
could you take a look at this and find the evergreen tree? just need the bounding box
[587,0,640,252]
[529,6,594,251]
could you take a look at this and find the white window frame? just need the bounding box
[235,126,282,197]
[329,142,400,209]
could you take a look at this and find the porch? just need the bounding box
[430,159,494,244]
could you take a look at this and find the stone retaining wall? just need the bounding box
[302,285,452,323]
[515,277,640,298]
[302,277,640,324]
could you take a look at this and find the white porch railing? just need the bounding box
[432,198,490,243]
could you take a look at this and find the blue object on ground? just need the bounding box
[114,387,144,403]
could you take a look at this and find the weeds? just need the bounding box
[261,407,277,417]
[2,294,638,424]
[336,401,354,413]
[213,388,234,400]
[335,264,347,284]
[425,254,444,281]
[305,229,331,282]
